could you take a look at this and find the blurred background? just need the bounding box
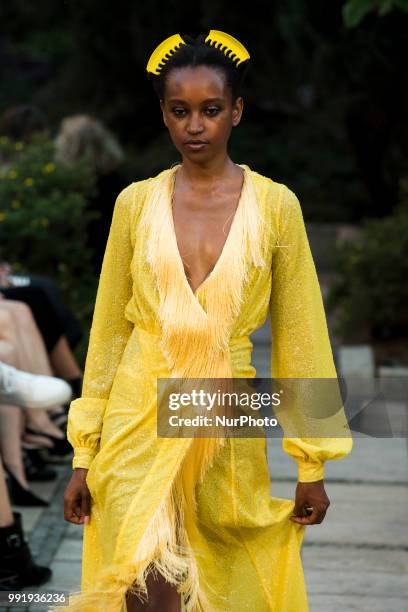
[0,1,407,610]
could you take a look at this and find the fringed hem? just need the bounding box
[51,445,219,612]
[126,457,211,612]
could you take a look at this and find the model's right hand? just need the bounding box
[63,468,91,525]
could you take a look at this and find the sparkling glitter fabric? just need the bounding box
[62,165,353,612]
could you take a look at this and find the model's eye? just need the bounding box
[205,107,221,116]
[171,108,187,118]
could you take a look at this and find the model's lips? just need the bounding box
[184,140,209,150]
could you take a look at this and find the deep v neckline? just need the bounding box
[169,164,247,298]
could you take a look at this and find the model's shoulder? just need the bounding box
[116,177,153,202]
[118,166,176,200]
[248,167,300,211]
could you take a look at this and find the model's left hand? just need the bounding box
[290,480,330,525]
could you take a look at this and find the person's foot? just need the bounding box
[0,512,52,588]
[25,409,65,440]
[0,362,72,410]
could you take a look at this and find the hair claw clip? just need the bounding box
[146,34,186,75]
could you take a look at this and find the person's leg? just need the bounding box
[50,336,82,379]
[0,310,48,487]
[1,286,82,379]
[126,572,181,612]
[1,286,65,360]
[0,403,31,488]
[28,274,83,350]
[0,303,64,441]
[0,300,51,375]
[0,457,14,527]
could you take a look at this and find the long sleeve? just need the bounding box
[67,184,137,469]
[270,184,353,482]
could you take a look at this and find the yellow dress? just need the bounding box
[62,164,352,612]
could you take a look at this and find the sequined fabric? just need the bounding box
[65,166,353,612]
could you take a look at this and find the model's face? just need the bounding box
[160,65,243,161]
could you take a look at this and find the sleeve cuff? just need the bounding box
[297,460,325,483]
[72,448,97,470]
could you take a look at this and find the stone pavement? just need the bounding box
[3,322,407,612]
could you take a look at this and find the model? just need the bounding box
[62,30,353,612]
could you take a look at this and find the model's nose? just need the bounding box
[186,112,204,134]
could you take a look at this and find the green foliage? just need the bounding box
[0,133,98,332]
[327,179,408,338]
[343,0,408,28]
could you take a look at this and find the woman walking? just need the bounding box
[62,31,352,612]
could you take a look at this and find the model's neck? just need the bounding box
[179,153,237,186]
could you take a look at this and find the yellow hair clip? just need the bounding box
[146,30,250,76]
[146,33,186,75]
[205,30,250,66]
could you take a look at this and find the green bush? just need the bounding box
[328,180,408,340]
[343,0,408,28]
[0,133,98,353]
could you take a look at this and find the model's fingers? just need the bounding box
[290,504,327,525]
[64,504,81,525]
[292,496,306,517]
[63,494,82,524]
[80,488,91,524]
[307,505,328,525]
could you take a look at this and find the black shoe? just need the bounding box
[0,512,51,590]
[4,467,49,507]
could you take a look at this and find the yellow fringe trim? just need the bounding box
[139,164,264,377]
[131,164,265,609]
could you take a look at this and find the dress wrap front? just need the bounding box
[61,165,353,612]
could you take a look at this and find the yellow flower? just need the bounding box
[11,200,21,209]
[15,141,24,151]
[40,218,49,228]
[42,162,55,174]
[8,169,18,179]
[0,212,7,222]
[24,177,34,186]
[0,136,9,145]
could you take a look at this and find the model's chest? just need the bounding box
[171,189,241,292]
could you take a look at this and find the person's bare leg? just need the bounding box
[0,301,64,439]
[126,572,181,612]
[0,301,50,375]
[0,404,30,488]
[0,308,64,442]
[0,300,82,424]
[0,332,49,487]
[0,458,14,527]
[50,336,82,379]
[0,299,82,380]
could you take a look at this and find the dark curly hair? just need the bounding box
[147,33,250,101]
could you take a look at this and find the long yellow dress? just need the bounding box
[62,164,352,612]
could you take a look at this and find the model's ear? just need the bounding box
[232,97,244,127]
[160,100,168,128]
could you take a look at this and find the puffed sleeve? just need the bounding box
[67,183,138,469]
[269,184,353,483]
